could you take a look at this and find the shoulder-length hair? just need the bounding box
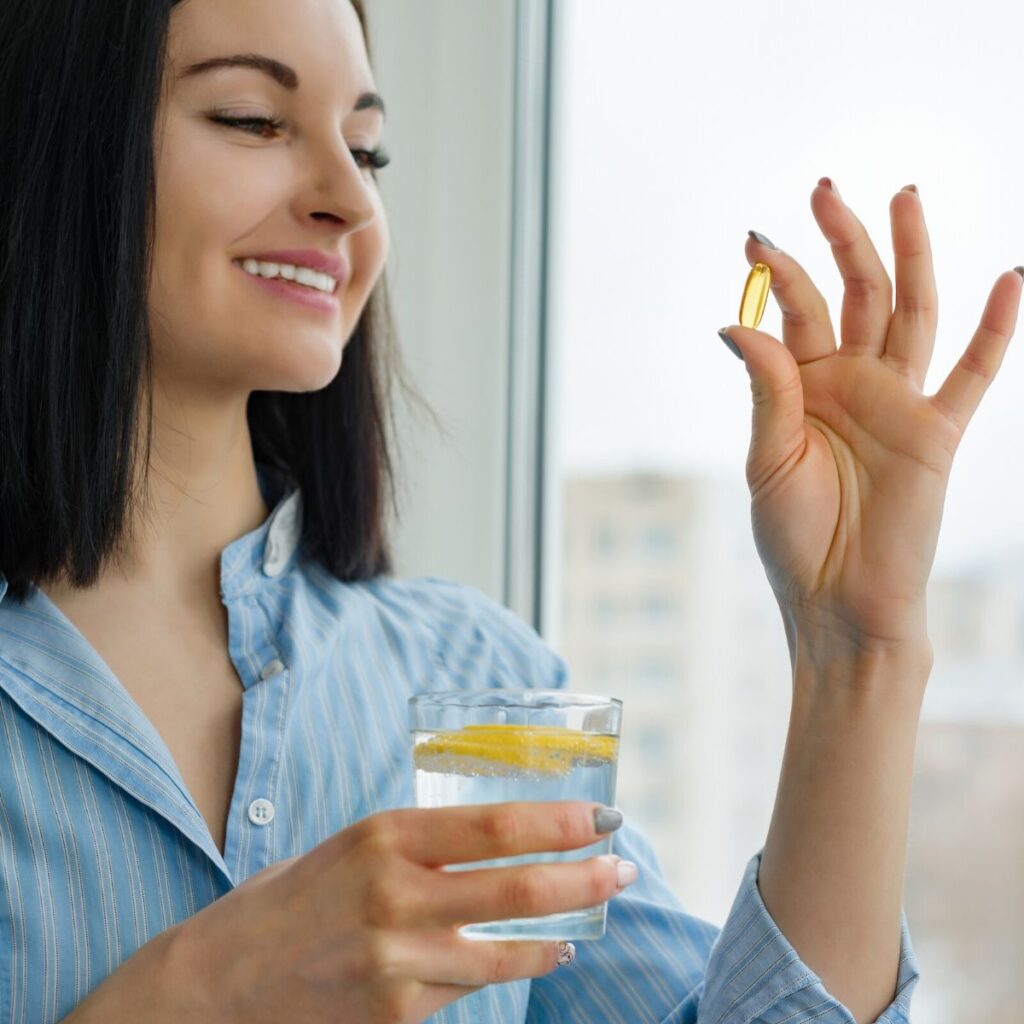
[0,0,414,605]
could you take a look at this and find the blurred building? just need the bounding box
[911,553,1024,1021]
[560,473,1024,1019]
[908,721,1024,1022]
[559,472,792,920]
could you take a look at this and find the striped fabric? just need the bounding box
[0,462,919,1023]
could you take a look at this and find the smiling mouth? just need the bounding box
[233,257,340,296]
[231,260,341,315]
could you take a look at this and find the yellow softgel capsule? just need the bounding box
[413,723,619,778]
[739,262,771,328]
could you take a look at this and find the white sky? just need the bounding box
[548,0,1024,576]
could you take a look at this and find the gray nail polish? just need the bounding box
[1015,266,1024,279]
[718,329,743,361]
[594,807,623,833]
[556,941,576,966]
[748,229,777,250]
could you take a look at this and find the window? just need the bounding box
[542,2,1024,1018]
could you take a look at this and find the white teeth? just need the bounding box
[238,258,337,294]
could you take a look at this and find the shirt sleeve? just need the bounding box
[695,850,920,1024]
[436,581,921,1023]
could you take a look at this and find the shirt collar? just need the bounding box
[0,461,303,607]
[220,461,303,599]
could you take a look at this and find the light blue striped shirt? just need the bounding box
[0,462,919,1022]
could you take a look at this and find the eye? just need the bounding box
[207,113,286,140]
[349,147,392,172]
[206,114,391,171]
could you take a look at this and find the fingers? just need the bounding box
[422,852,629,929]
[748,183,933,382]
[743,233,836,364]
[808,180,895,361]
[416,984,494,1022]
[715,322,807,497]
[398,932,567,989]
[884,187,939,389]
[931,269,1023,434]
[376,801,617,867]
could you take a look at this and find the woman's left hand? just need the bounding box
[723,181,1022,662]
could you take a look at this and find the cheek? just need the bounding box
[149,128,281,335]
[344,210,389,306]
[150,132,240,301]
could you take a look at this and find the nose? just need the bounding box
[293,135,378,234]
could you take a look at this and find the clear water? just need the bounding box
[414,730,618,940]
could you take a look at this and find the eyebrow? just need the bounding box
[178,53,386,119]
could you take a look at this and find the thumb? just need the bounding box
[718,325,807,487]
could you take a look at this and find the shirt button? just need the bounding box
[248,798,275,826]
[260,658,285,681]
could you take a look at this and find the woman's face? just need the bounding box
[150,0,388,397]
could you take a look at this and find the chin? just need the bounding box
[270,345,345,394]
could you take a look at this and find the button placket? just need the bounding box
[221,538,295,876]
[246,661,284,833]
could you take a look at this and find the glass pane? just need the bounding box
[543,1,1023,1019]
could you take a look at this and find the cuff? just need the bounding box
[697,850,920,1024]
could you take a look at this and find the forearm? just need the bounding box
[758,629,930,1024]
[59,923,201,1024]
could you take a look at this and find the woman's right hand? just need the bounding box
[170,801,635,1023]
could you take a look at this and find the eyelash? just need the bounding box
[206,114,391,170]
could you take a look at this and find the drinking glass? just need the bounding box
[409,689,622,940]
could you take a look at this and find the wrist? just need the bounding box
[158,917,225,1019]
[60,923,203,1024]
[783,602,933,698]
[787,638,931,742]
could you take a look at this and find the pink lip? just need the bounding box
[233,260,341,316]
[235,249,350,286]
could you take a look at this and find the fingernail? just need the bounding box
[593,806,622,833]
[901,184,919,194]
[1014,266,1024,279]
[718,328,743,361]
[616,860,639,889]
[747,229,776,250]
[556,941,576,966]
[818,176,842,200]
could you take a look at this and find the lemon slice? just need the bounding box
[413,723,618,778]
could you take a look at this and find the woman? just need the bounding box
[0,1,1019,1021]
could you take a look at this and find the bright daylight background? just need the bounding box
[541,1,1024,1020]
